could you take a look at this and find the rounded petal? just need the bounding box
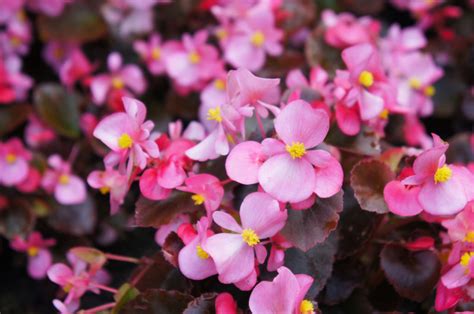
[275,100,329,148]
[139,168,171,200]
[441,264,471,289]
[178,238,217,280]
[225,141,264,185]
[47,263,73,286]
[90,75,111,104]
[384,181,423,216]
[418,178,467,216]
[413,144,448,178]
[306,150,343,198]
[212,211,242,233]
[93,113,135,151]
[28,249,52,279]
[0,158,29,186]
[157,161,186,189]
[55,176,86,205]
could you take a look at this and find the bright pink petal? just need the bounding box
[139,168,171,200]
[335,103,360,136]
[157,162,186,189]
[47,263,73,286]
[384,181,423,216]
[225,141,264,185]
[413,144,448,178]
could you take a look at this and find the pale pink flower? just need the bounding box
[0,55,33,103]
[0,10,31,56]
[248,266,315,314]
[177,174,224,217]
[10,231,56,279]
[43,41,77,72]
[0,137,31,186]
[205,192,287,284]
[133,33,167,75]
[441,252,474,289]
[87,168,128,214]
[0,0,24,23]
[52,299,79,314]
[442,202,474,243]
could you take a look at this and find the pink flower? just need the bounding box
[215,292,238,314]
[204,192,287,284]
[0,11,32,56]
[90,52,146,105]
[43,41,77,72]
[0,137,31,186]
[93,97,159,174]
[177,174,224,217]
[441,251,474,289]
[248,266,315,314]
[59,48,94,88]
[87,168,128,214]
[0,55,32,104]
[322,9,380,49]
[24,115,56,148]
[442,202,474,243]
[41,154,87,205]
[434,281,464,312]
[155,213,190,246]
[10,231,56,279]
[133,33,167,76]
[226,100,343,203]
[224,4,282,71]
[0,1,24,23]
[178,217,217,280]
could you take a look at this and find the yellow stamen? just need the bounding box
[241,228,260,247]
[5,153,16,164]
[63,283,73,293]
[460,252,474,267]
[464,231,474,243]
[27,247,39,257]
[196,245,210,259]
[111,77,124,89]
[100,186,110,195]
[409,77,422,89]
[188,52,201,64]
[379,109,389,119]
[226,134,235,144]
[300,300,315,314]
[216,28,228,40]
[358,70,374,88]
[250,31,265,47]
[424,85,435,97]
[151,47,161,60]
[207,106,223,123]
[192,194,205,205]
[286,142,306,159]
[117,133,133,149]
[53,48,64,60]
[434,165,452,184]
[59,174,70,185]
[10,36,21,47]
[214,79,225,90]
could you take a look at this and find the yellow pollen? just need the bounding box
[216,28,227,40]
[241,228,260,247]
[358,70,374,88]
[286,142,306,159]
[99,186,110,195]
[196,245,210,259]
[111,77,124,89]
[409,77,422,89]
[27,247,39,257]
[10,36,21,47]
[117,133,133,149]
[5,153,16,164]
[226,134,235,144]
[188,52,201,64]
[53,48,64,60]
[460,252,474,267]
[214,79,225,90]
[424,85,435,97]
[379,108,389,119]
[300,300,315,314]
[250,31,265,47]
[59,174,70,185]
[191,194,205,205]
[63,283,73,293]
[434,165,452,184]
[464,231,474,243]
[151,47,161,60]
[207,106,223,123]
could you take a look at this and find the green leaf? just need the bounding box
[112,283,140,314]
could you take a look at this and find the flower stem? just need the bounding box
[82,302,116,314]
[105,253,141,264]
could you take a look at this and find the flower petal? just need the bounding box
[225,141,264,185]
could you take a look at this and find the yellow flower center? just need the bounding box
[226,134,235,144]
[111,77,124,89]
[300,300,314,314]
[424,85,435,97]
[409,77,422,89]
[118,133,133,149]
[59,174,70,185]
[191,194,205,205]
[63,283,73,293]
[241,228,260,247]
[100,186,110,195]
[358,70,374,88]
[10,36,21,47]
[27,246,39,257]
[464,231,474,243]
[188,51,201,64]
[214,79,225,90]
[460,252,474,267]
[286,142,306,159]
[207,106,223,123]
[250,31,265,47]
[196,245,210,259]
[216,28,228,40]
[434,165,452,184]
[5,153,16,164]
[54,47,64,60]
[379,108,389,119]
[151,47,161,60]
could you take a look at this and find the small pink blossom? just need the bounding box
[133,33,167,76]
[0,55,33,104]
[442,202,474,243]
[59,48,94,88]
[87,168,128,214]
[43,41,77,72]
[215,292,238,314]
[24,115,56,148]
[0,137,31,186]
[177,174,224,217]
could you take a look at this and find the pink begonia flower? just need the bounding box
[442,202,474,243]
[205,192,287,284]
[164,30,223,89]
[199,75,228,130]
[10,231,56,279]
[321,9,380,49]
[286,67,333,103]
[134,33,168,76]
[90,52,146,105]
[177,174,224,217]
[93,97,159,175]
[0,137,31,186]
[155,213,190,246]
[434,281,464,312]
[24,115,56,148]
[0,0,24,23]
[248,266,315,314]
[224,4,283,71]
[381,24,426,66]
[441,251,474,289]
[42,41,77,72]
[226,100,343,203]
[26,0,69,17]
[0,55,33,104]
[87,168,128,214]
[267,233,292,272]
[0,10,32,56]
[178,217,217,280]
[215,292,238,314]
[385,135,474,216]
[41,154,87,205]
[16,166,41,193]
[60,48,94,88]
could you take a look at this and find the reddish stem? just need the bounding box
[220,178,233,186]
[105,253,140,264]
[91,283,119,294]
[82,302,116,314]
[255,114,266,139]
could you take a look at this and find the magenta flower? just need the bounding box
[134,33,167,76]
[205,192,287,284]
[0,11,32,56]
[43,41,77,72]
[226,100,343,203]
[178,217,217,280]
[59,48,94,88]
[24,115,56,148]
[0,137,31,186]
[93,97,159,175]
[248,266,315,314]
[0,55,33,104]
[87,168,128,214]
[10,231,56,279]
[177,174,224,217]
[41,154,87,205]
[0,1,23,23]
[215,292,238,314]
[90,52,146,105]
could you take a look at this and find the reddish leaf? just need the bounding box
[0,104,31,137]
[183,293,218,314]
[161,232,184,267]
[121,289,193,314]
